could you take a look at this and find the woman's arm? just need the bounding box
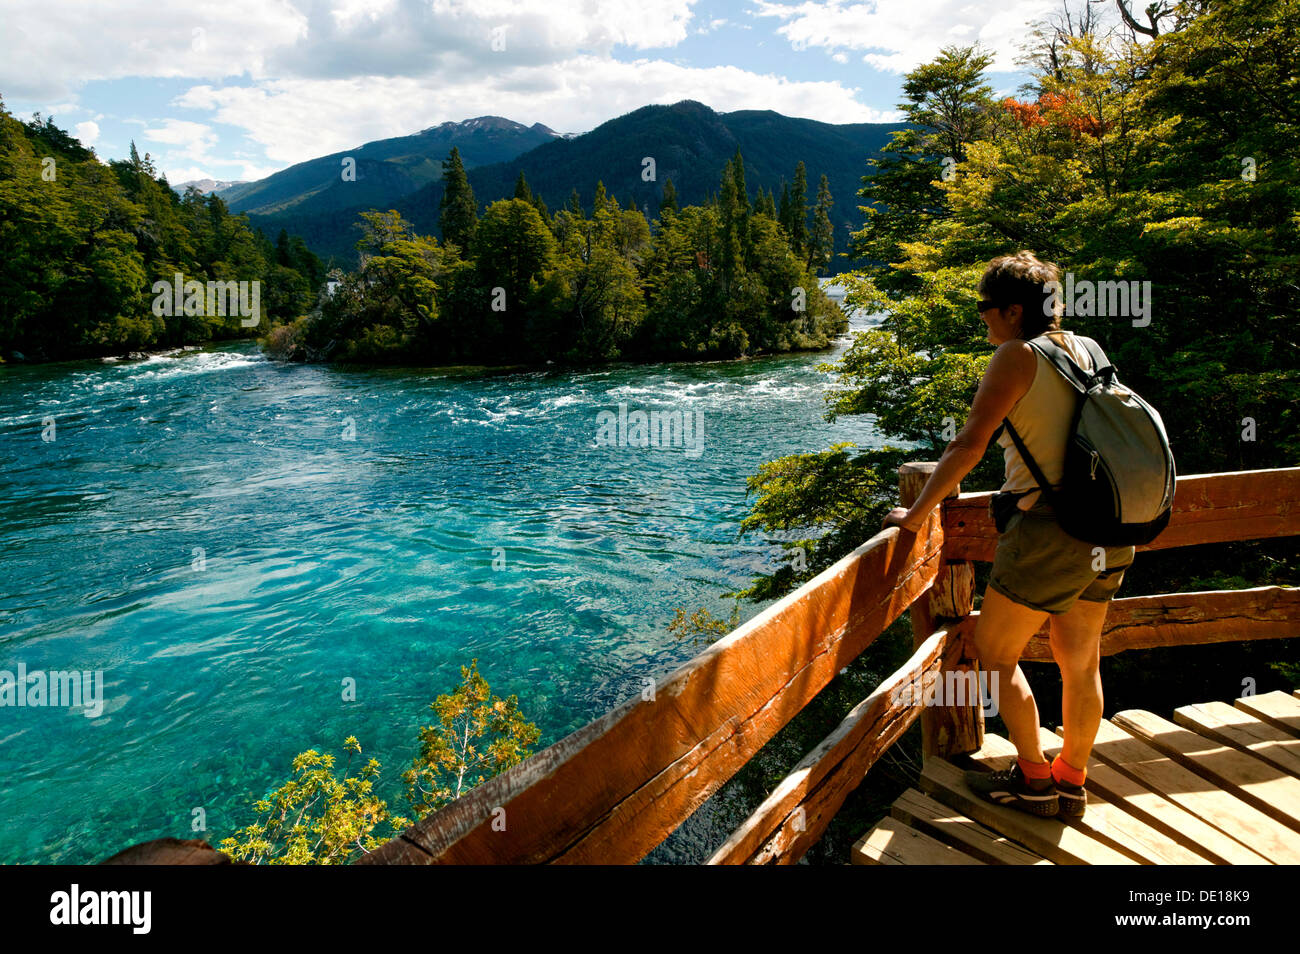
[883,340,1038,532]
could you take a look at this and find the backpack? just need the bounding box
[1000,334,1176,547]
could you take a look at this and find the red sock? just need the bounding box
[1017,755,1052,781]
[1051,755,1087,786]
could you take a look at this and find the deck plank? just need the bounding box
[890,788,1052,865]
[919,757,1136,865]
[1043,727,1270,865]
[1234,691,1300,737]
[972,734,1209,865]
[1089,719,1300,862]
[851,815,985,865]
[1111,708,1300,835]
[1174,701,1300,779]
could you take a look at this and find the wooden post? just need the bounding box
[899,462,983,757]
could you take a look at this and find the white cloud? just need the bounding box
[0,0,701,100]
[174,58,898,167]
[0,1,308,100]
[752,0,1061,72]
[74,120,100,145]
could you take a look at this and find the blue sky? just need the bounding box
[0,0,1063,185]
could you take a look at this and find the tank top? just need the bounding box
[997,330,1095,510]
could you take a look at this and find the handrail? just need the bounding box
[944,468,1300,562]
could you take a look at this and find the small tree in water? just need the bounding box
[402,658,541,816]
[220,660,539,863]
[220,736,408,865]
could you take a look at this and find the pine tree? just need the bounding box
[790,161,809,256]
[659,178,679,216]
[438,147,477,251]
[731,147,750,215]
[513,171,532,202]
[778,181,792,236]
[567,188,583,217]
[808,174,835,273]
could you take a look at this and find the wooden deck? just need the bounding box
[853,689,1300,865]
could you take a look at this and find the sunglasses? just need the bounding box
[976,299,1000,313]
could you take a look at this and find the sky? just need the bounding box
[0,0,1066,185]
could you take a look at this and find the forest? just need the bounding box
[265,150,846,365]
[0,102,324,362]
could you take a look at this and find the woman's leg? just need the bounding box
[972,586,1050,763]
[1048,597,1109,770]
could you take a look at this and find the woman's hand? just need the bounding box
[882,507,926,534]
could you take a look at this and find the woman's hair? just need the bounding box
[978,250,1063,339]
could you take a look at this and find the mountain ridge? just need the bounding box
[240,101,906,270]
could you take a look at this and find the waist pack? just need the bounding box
[1000,335,1176,547]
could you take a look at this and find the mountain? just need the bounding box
[245,101,906,270]
[173,177,245,195]
[223,116,560,218]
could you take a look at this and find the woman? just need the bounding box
[882,250,1134,818]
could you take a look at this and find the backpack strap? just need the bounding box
[999,416,1058,505]
[1027,334,1116,392]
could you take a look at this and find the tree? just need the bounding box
[659,177,679,216]
[788,161,809,255]
[848,44,996,294]
[438,146,477,251]
[808,174,835,273]
[513,170,532,202]
[220,737,408,865]
[403,659,540,816]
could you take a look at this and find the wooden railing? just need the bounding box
[358,466,1300,865]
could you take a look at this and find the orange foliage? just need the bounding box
[1002,90,1108,138]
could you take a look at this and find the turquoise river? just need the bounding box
[0,308,883,864]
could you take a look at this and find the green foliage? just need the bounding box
[0,103,321,361]
[220,737,408,865]
[402,658,541,817]
[269,152,847,366]
[740,0,1299,601]
[668,601,741,645]
[221,659,539,864]
[438,146,477,252]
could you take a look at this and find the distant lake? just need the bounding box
[0,291,884,863]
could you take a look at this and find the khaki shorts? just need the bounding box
[988,504,1135,615]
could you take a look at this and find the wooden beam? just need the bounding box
[707,624,957,865]
[360,517,944,865]
[942,467,1300,563]
[1174,701,1300,779]
[900,462,982,758]
[1047,725,1269,864]
[956,586,1299,661]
